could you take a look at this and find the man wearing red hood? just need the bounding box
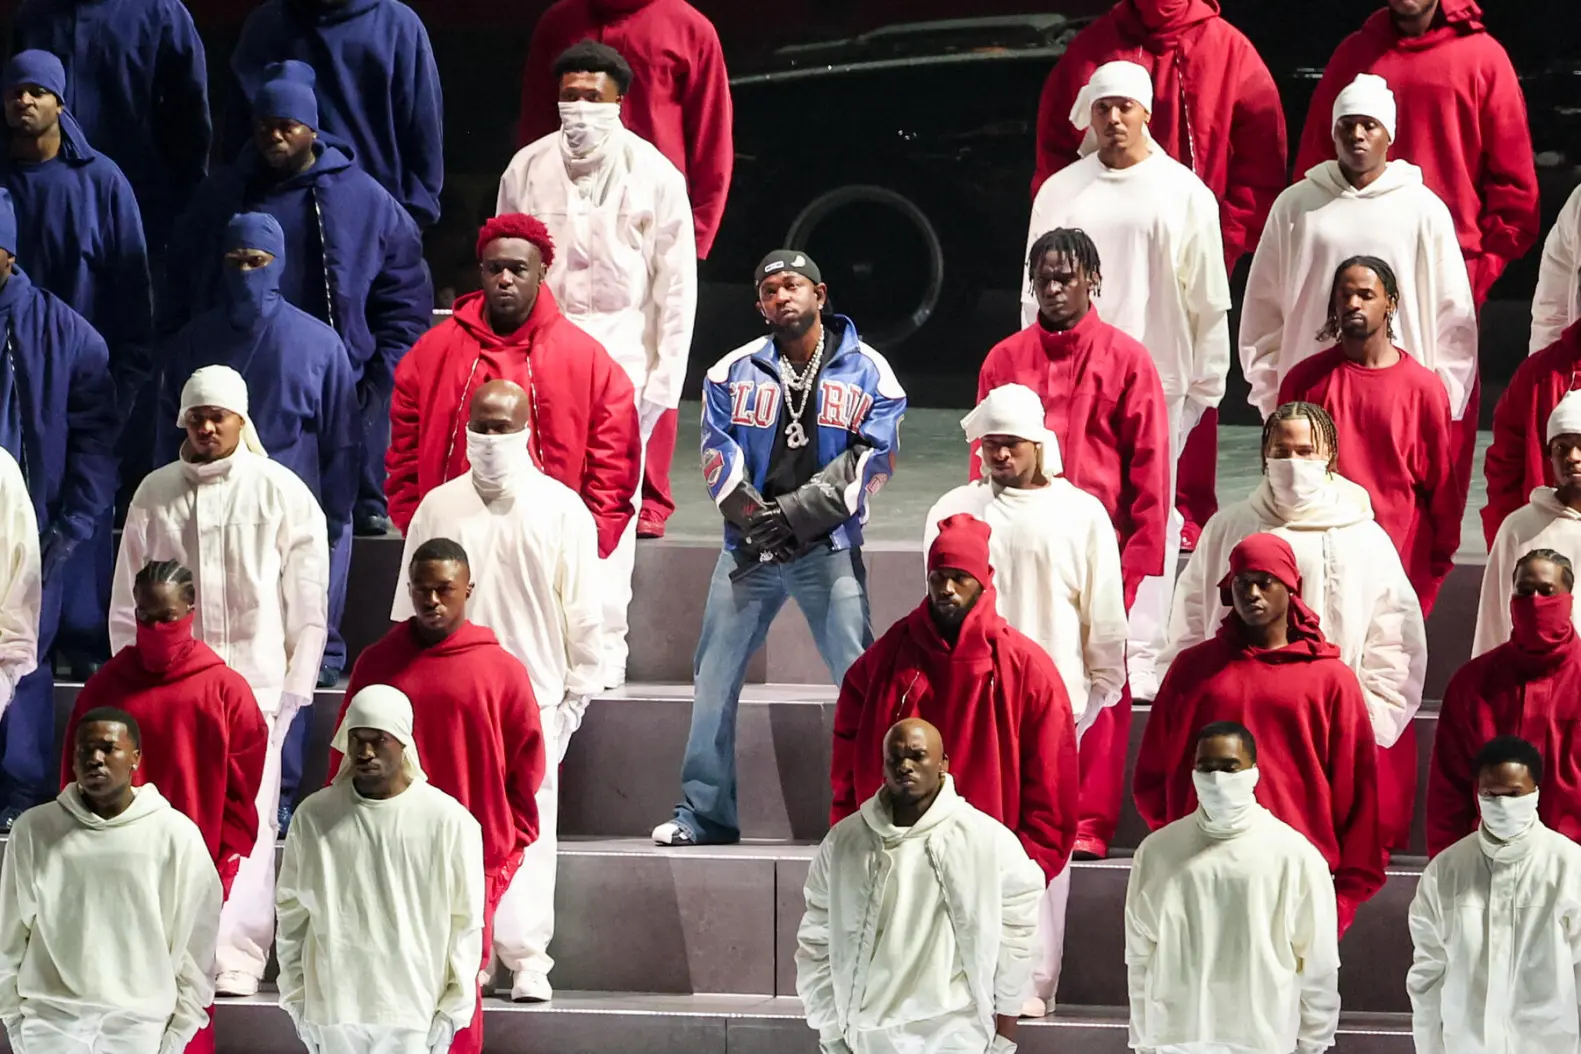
[1483,321,1581,546]
[1134,533,1384,935]
[1031,0,1286,543]
[385,214,642,559]
[335,537,545,1051]
[830,513,1080,1015]
[1429,549,1581,856]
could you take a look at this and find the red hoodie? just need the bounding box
[1482,321,1581,545]
[62,636,267,896]
[337,620,545,875]
[386,285,641,556]
[515,0,734,258]
[1293,0,1538,302]
[830,587,1080,881]
[1032,0,1287,271]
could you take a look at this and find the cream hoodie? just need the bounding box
[0,785,220,1054]
[1531,184,1581,354]
[0,447,39,715]
[1240,159,1477,420]
[1473,488,1581,656]
[1162,474,1425,748]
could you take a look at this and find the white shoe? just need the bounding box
[216,970,260,997]
[512,972,552,1003]
[603,664,627,690]
[651,821,697,846]
[1020,996,1048,1018]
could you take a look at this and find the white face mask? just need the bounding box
[1265,457,1329,509]
[1192,767,1260,826]
[558,101,622,158]
[466,428,531,488]
[1479,789,1540,842]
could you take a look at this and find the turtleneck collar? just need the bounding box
[179,444,252,484]
[903,586,1003,667]
[1033,304,1102,359]
[1477,819,1539,863]
[1195,800,1267,841]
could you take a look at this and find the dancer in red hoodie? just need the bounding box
[1134,533,1384,936]
[337,537,545,1051]
[386,214,641,557]
[831,513,1079,1014]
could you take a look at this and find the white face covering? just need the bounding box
[1192,767,1260,827]
[558,101,622,158]
[1479,789,1540,842]
[1265,457,1329,509]
[466,428,532,489]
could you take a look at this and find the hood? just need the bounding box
[1304,158,1424,199]
[2,109,97,166]
[403,618,504,657]
[1361,0,1484,50]
[236,136,356,183]
[1245,472,1375,530]
[115,636,227,683]
[901,584,1007,667]
[451,284,566,350]
[1530,487,1581,522]
[56,782,170,829]
[859,773,965,844]
[0,267,34,316]
[285,0,384,25]
[1213,597,1341,663]
[1115,0,1218,48]
[590,0,659,15]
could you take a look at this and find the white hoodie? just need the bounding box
[796,776,1042,1054]
[1240,159,1478,420]
[0,447,39,715]
[0,784,220,1054]
[1531,183,1581,355]
[1162,473,1426,748]
[1408,820,1581,1054]
[1473,488,1581,656]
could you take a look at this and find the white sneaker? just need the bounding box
[651,821,696,846]
[216,970,260,997]
[603,664,627,690]
[1020,996,1048,1018]
[512,972,552,1003]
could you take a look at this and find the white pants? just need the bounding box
[1127,398,1199,699]
[216,710,284,980]
[840,1013,1007,1054]
[1030,867,1073,1002]
[13,1014,167,1054]
[492,705,563,984]
[598,419,647,685]
[301,1024,435,1054]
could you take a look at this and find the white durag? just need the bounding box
[1547,389,1581,442]
[1071,60,1155,157]
[178,363,267,455]
[330,684,428,785]
[962,382,1064,478]
[1331,72,1397,140]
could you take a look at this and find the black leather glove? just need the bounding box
[744,501,796,553]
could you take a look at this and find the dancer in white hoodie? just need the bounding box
[798,718,1043,1054]
[1531,184,1581,354]
[395,379,601,1002]
[0,708,220,1054]
[0,447,39,716]
[1240,73,1477,421]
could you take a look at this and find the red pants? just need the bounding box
[1175,408,1219,544]
[185,1010,215,1054]
[639,407,679,534]
[1076,687,1131,855]
[1379,723,1419,854]
[451,852,524,1054]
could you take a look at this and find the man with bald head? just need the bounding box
[395,378,599,1002]
[799,717,1044,1053]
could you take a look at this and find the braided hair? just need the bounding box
[1026,227,1103,298]
[1261,401,1339,473]
[1316,255,1399,343]
[1515,547,1576,591]
[133,559,195,605]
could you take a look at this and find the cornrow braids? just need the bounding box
[1316,254,1400,343]
[1262,401,1339,473]
[134,559,195,605]
[1516,547,1576,591]
[1027,227,1103,297]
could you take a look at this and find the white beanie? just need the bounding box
[331,684,427,786]
[1331,73,1397,141]
[1071,61,1155,158]
[962,383,1063,477]
[1547,390,1581,442]
[177,365,267,456]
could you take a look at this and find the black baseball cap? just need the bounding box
[754,249,822,288]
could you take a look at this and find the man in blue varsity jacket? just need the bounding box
[653,249,906,847]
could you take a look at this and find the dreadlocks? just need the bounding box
[1316,255,1400,343]
[1261,401,1339,473]
[1027,227,1103,297]
[133,559,195,605]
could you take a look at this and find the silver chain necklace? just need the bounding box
[777,327,826,450]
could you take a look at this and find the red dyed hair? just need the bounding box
[477,213,556,269]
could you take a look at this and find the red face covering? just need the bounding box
[1509,593,1576,663]
[136,613,197,676]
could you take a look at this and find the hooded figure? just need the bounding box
[12,0,211,254]
[278,685,485,1054]
[1135,533,1385,934]
[225,0,442,228]
[1484,323,1581,545]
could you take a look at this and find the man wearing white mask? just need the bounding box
[1024,59,1231,700]
[0,447,39,717]
[277,684,484,1054]
[1164,399,1426,851]
[1409,734,1581,1054]
[1241,73,1477,424]
[1127,720,1340,1054]
[394,378,600,1003]
[1474,391,1581,654]
[496,38,696,689]
[111,364,330,998]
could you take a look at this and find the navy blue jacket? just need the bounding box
[0,268,118,544]
[164,141,431,393]
[13,0,211,251]
[0,112,154,409]
[227,0,442,228]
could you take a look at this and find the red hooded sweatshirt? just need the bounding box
[1482,321,1581,545]
[62,621,267,897]
[386,285,641,556]
[337,619,545,876]
[515,0,734,258]
[1293,0,1538,302]
[975,308,1172,609]
[1132,534,1384,934]
[1031,0,1287,271]
[1428,595,1581,856]
[830,516,1080,881]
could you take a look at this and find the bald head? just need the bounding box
[883,718,948,817]
[469,379,530,435]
